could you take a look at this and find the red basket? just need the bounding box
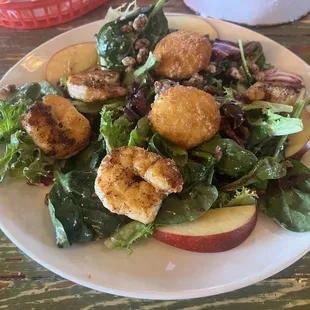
[0,0,108,29]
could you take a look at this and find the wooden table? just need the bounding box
[1,1,310,308]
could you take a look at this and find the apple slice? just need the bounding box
[285,106,310,160]
[153,205,257,253]
[46,42,98,84]
[167,15,218,40]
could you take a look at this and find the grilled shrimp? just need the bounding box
[95,147,183,224]
[21,94,91,158]
[67,70,127,102]
[244,82,305,105]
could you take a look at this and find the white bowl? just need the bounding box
[184,0,310,26]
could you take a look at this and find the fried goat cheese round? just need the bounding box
[153,30,212,80]
[149,86,220,150]
[95,147,183,224]
[21,94,91,159]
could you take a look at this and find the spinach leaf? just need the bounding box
[264,188,310,232]
[64,137,106,172]
[104,221,154,252]
[155,185,218,225]
[48,183,94,247]
[196,136,257,178]
[7,82,41,103]
[221,157,287,191]
[96,0,168,70]
[128,117,150,147]
[141,0,168,50]
[48,170,129,247]
[0,130,50,183]
[39,81,63,97]
[260,160,310,232]
[148,133,188,167]
[180,162,208,191]
[100,104,132,152]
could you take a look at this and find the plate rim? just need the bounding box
[1,13,310,300]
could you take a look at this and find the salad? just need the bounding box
[0,0,309,254]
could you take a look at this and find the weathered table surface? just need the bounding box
[0,0,310,309]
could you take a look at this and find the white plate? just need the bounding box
[1,15,310,300]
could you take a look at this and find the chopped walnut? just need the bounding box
[122,57,136,67]
[135,38,150,50]
[214,145,223,161]
[133,14,148,31]
[247,61,260,74]
[154,80,179,95]
[230,67,246,83]
[183,73,204,89]
[206,63,217,74]
[136,47,149,64]
[255,71,265,82]
[0,84,16,100]
[120,24,133,33]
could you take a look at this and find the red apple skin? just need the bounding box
[288,140,310,160]
[153,209,257,253]
[286,107,310,160]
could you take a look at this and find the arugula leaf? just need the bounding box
[48,170,129,247]
[221,157,287,191]
[104,221,154,252]
[0,131,50,183]
[0,99,30,142]
[100,105,132,152]
[155,185,218,225]
[128,117,150,147]
[148,133,188,167]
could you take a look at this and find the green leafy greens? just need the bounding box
[48,170,129,247]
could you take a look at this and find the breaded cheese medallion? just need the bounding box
[149,86,220,150]
[154,30,212,80]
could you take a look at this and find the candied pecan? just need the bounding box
[0,84,16,100]
[122,57,136,67]
[183,73,204,88]
[137,47,149,64]
[206,63,216,74]
[154,80,179,95]
[120,24,133,33]
[247,61,260,74]
[135,38,150,50]
[133,14,148,31]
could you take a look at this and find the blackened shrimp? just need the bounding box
[95,147,183,224]
[21,94,91,158]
